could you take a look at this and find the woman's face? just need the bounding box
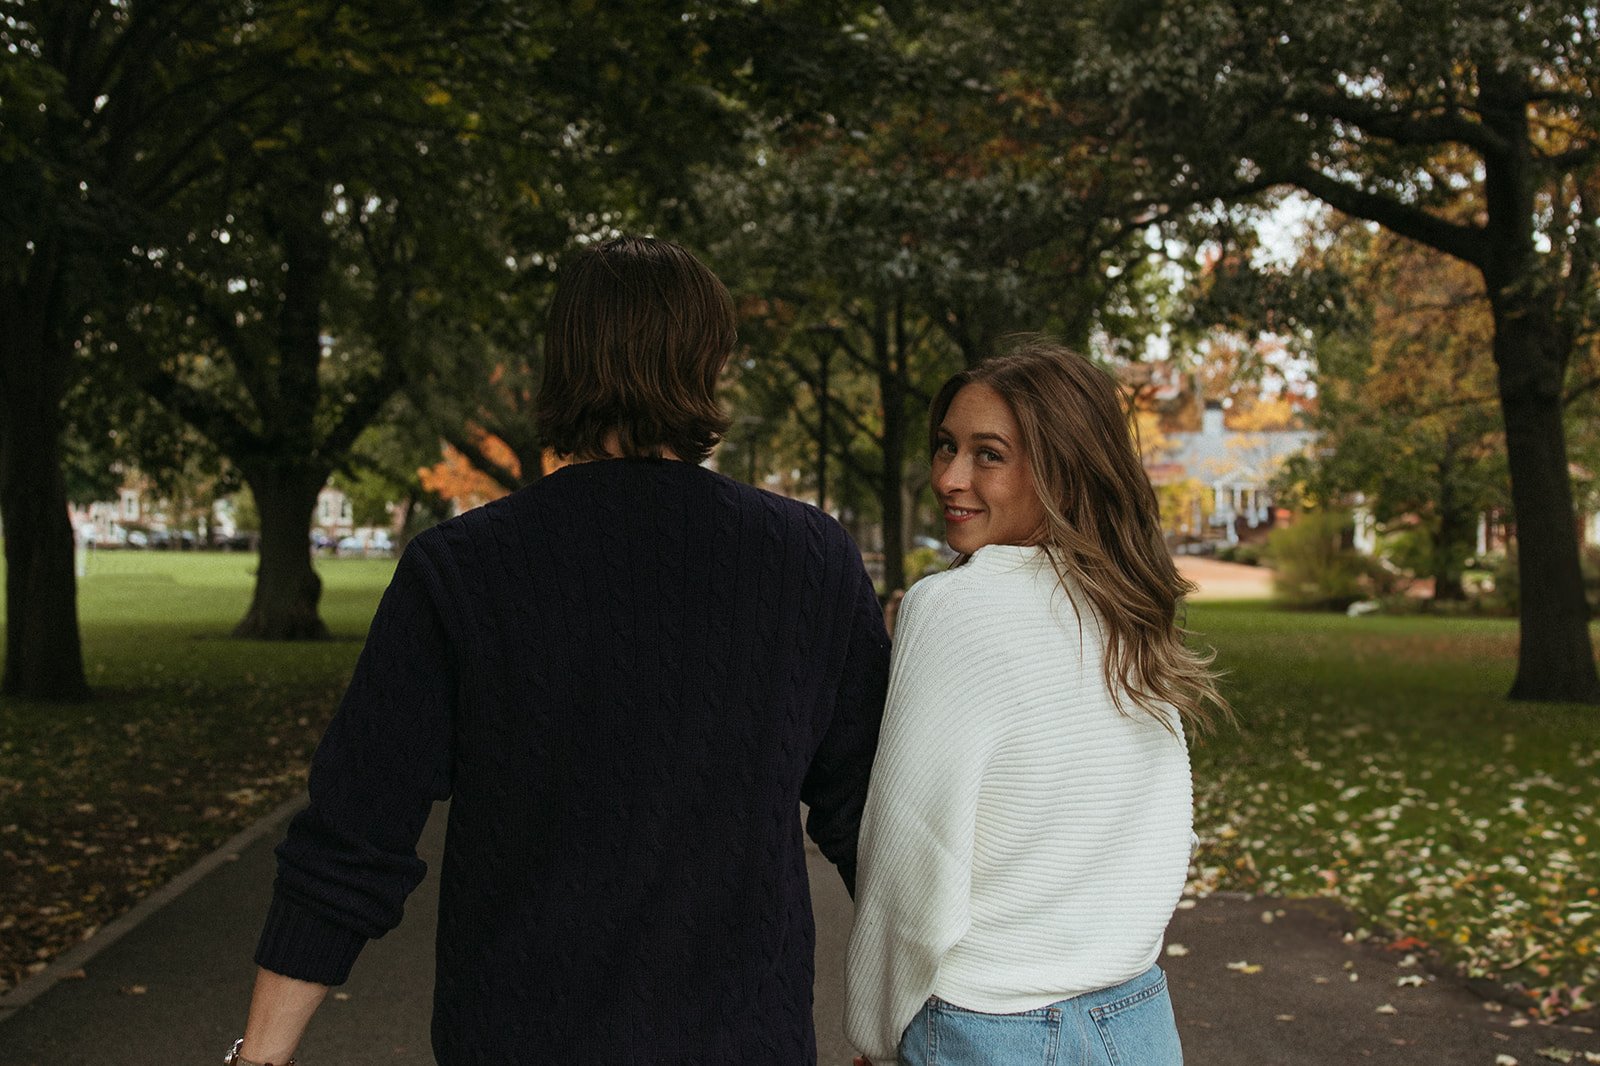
[931,383,1048,555]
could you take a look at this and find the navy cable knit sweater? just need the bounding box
[254,458,890,1065]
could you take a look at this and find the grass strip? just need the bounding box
[1186,601,1600,1019]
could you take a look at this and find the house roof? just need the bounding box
[1152,427,1318,487]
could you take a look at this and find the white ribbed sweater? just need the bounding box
[842,544,1194,1059]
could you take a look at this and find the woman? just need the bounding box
[844,341,1228,1065]
[227,236,890,1066]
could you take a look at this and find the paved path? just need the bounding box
[2,803,1597,1065]
[1175,556,1275,601]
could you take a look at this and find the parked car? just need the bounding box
[337,530,395,556]
[148,530,199,550]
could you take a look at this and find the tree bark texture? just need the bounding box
[232,464,329,640]
[1430,441,1471,602]
[876,302,908,595]
[0,263,91,701]
[1491,323,1599,702]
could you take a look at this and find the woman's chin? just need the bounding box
[944,530,980,555]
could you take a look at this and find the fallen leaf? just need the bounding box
[1536,1049,1575,1064]
[1226,960,1263,974]
[1165,944,1190,957]
[1275,1014,1294,1022]
[1375,1003,1397,1015]
[121,984,146,996]
[1494,1056,1517,1066]
[1396,975,1425,987]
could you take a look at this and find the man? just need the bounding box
[229,236,889,1065]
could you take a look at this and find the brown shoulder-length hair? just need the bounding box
[929,339,1232,735]
[538,236,735,464]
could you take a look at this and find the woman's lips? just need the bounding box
[943,505,981,524]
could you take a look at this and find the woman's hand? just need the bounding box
[853,1056,874,1066]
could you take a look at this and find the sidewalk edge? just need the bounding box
[0,795,302,1024]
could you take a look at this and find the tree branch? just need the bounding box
[138,364,258,462]
[1277,164,1490,269]
[1287,90,1513,156]
[791,408,875,482]
[440,427,524,495]
[1564,373,1600,407]
[319,358,405,465]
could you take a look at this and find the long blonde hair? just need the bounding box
[929,340,1232,735]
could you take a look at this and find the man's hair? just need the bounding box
[538,236,736,464]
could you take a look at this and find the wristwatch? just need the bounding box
[224,1037,296,1066]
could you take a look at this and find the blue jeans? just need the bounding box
[897,965,1182,1066]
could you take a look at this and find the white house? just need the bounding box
[1146,401,1318,546]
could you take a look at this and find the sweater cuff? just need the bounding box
[253,891,368,986]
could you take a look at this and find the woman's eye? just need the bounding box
[935,440,957,456]
[978,448,1003,463]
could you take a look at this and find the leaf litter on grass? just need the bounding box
[1185,604,1600,1022]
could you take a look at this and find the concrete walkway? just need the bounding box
[2,803,1597,1065]
[1175,556,1276,601]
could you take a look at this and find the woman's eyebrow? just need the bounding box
[972,431,1011,446]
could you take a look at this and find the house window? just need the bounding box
[122,491,139,520]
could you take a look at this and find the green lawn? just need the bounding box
[1,555,1597,1019]
[0,550,397,993]
[1186,601,1600,1019]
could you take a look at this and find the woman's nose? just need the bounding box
[933,454,969,494]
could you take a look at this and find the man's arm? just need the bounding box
[240,540,458,1051]
[801,557,891,896]
[237,968,328,1064]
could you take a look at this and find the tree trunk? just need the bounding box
[877,302,908,595]
[233,465,329,640]
[1431,445,1469,602]
[0,268,92,701]
[1489,306,1600,703]
[1469,71,1598,702]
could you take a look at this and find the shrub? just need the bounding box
[1483,545,1600,618]
[1481,549,1520,615]
[1266,511,1389,610]
[1216,542,1265,567]
[903,545,947,583]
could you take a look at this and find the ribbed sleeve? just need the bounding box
[843,545,1193,1060]
[256,541,457,984]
